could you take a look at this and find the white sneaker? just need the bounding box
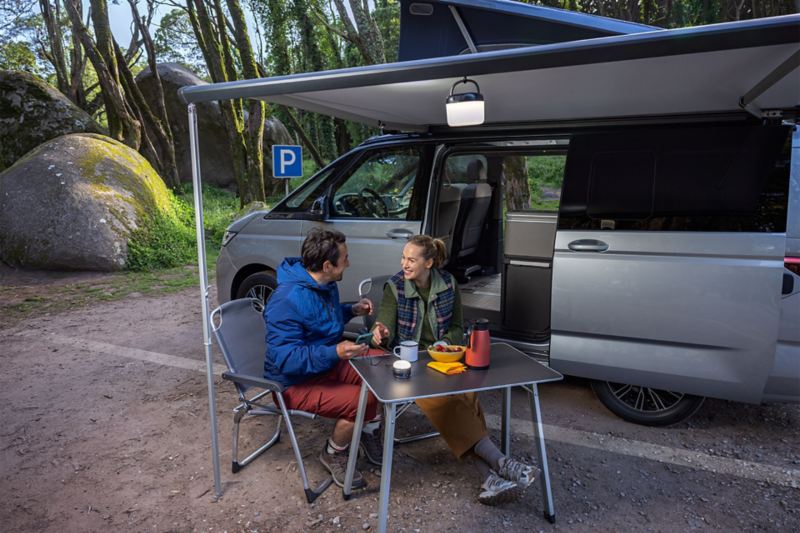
[497,457,539,489]
[478,470,521,506]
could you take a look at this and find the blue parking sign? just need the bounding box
[272,145,303,178]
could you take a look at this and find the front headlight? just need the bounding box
[221,230,238,247]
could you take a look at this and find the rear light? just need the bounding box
[221,230,238,247]
[786,257,800,276]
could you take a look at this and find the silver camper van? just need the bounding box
[215,122,799,425]
[186,2,800,426]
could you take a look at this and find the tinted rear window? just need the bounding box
[558,124,792,232]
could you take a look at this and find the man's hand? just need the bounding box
[372,321,390,346]
[336,340,368,360]
[351,298,374,317]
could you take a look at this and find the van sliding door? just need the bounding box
[550,123,792,403]
[502,152,566,339]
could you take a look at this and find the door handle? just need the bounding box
[568,239,609,252]
[386,229,413,240]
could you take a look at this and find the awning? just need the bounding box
[179,14,799,131]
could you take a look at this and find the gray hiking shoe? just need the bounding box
[478,470,521,506]
[497,457,539,489]
[319,444,366,489]
[359,428,383,466]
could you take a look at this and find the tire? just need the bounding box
[590,380,705,427]
[235,272,277,306]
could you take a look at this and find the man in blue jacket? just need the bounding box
[264,228,380,489]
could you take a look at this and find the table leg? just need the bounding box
[377,402,396,533]
[529,382,556,524]
[501,387,511,456]
[343,382,369,499]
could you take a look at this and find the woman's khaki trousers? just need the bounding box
[415,392,487,458]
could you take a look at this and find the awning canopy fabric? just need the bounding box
[180,14,799,132]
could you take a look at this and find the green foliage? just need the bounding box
[127,184,239,271]
[126,192,196,271]
[527,155,565,211]
[154,9,209,77]
[0,41,38,72]
[175,183,241,246]
[373,0,401,63]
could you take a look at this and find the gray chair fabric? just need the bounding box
[211,298,333,503]
[452,159,493,259]
[435,184,462,260]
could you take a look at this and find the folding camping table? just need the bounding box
[343,342,563,533]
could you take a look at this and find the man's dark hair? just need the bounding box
[301,228,346,272]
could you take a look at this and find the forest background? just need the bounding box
[0,0,797,274]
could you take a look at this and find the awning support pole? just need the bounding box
[449,5,477,54]
[739,48,800,118]
[188,102,223,499]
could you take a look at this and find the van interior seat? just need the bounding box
[451,159,493,262]
[435,183,463,261]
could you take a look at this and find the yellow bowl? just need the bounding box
[427,345,466,363]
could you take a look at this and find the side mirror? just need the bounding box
[308,195,328,220]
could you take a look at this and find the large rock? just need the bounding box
[135,63,293,189]
[0,133,176,271]
[0,70,105,171]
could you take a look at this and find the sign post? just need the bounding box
[272,145,303,197]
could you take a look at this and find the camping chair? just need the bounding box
[357,276,440,445]
[210,298,333,503]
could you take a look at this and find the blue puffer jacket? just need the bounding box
[263,257,354,387]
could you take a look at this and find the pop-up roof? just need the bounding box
[179,4,799,131]
[397,0,656,61]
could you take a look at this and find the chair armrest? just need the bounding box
[222,371,284,392]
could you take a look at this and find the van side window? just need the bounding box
[558,124,792,232]
[284,166,336,210]
[515,154,565,212]
[331,148,422,220]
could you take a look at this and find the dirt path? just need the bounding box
[1,272,798,532]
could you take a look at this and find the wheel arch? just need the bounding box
[230,263,276,301]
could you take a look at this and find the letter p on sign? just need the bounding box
[272,145,303,178]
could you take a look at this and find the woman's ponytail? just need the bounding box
[408,235,448,269]
[432,238,447,269]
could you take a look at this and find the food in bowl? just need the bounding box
[427,345,466,363]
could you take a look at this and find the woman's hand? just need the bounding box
[336,340,368,360]
[372,321,390,346]
[351,298,374,317]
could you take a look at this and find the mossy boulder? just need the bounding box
[135,63,293,189]
[0,70,105,171]
[0,133,182,271]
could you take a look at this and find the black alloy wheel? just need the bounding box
[235,272,277,306]
[590,380,705,427]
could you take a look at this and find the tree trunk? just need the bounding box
[503,157,530,211]
[283,107,325,168]
[227,0,268,201]
[68,0,87,108]
[331,0,386,65]
[65,0,141,148]
[189,0,250,205]
[89,0,125,140]
[39,0,70,98]
[128,0,180,188]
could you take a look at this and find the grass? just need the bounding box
[1,185,240,326]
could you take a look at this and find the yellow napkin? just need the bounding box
[427,361,467,375]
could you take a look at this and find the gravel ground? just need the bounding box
[1,268,798,532]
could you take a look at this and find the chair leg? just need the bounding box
[392,401,439,445]
[231,404,282,473]
[275,393,334,504]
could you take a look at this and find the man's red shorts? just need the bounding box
[281,358,379,422]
